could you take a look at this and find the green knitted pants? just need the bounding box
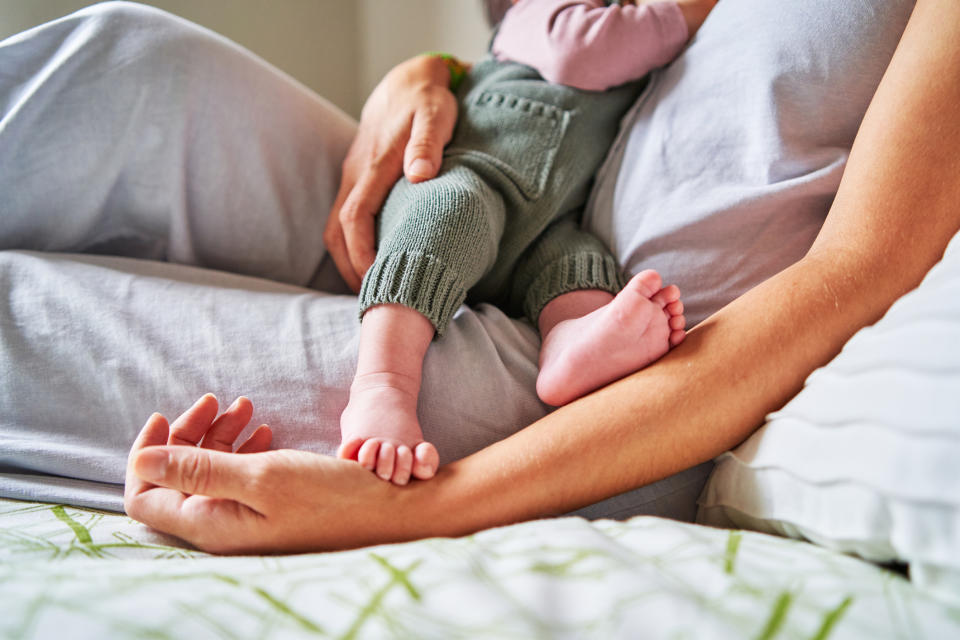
[359,59,644,335]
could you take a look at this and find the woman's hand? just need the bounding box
[324,55,460,291]
[124,395,411,554]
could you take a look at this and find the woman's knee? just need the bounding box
[75,2,189,40]
[69,2,231,80]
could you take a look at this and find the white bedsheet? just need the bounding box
[3,498,957,639]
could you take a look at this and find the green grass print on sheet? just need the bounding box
[0,499,956,639]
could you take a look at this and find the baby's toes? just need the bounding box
[375,441,397,481]
[627,269,663,298]
[357,438,382,471]
[337,436,364,461]
[412,442,440,480]
[669,329,686,347]
[664,298,684,318]
[392,446,414,486]
[652,284,681,307]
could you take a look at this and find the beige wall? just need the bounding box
[356,0,490,106]
[0,0,492,118]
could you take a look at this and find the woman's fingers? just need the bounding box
[325,141,402,291]
[126,485,263,554]
[339,166,395,280]
[324,54,460,290]
[125,410,268,552]
[404,95,456,183]
[124,412,171,499]
[124,400,283,552]
[237,425,273,454]
[200,396,254,451]
[324,176,363,292]
[132,445,267,508]
[165,394,261,453]
[167,394,220,446]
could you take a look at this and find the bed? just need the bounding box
[2,498,957,639]
[3,227,959,639]
[3,0,958,637]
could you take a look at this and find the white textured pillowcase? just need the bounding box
[698,230,960,603]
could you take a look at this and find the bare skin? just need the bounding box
[338,304,439,485]
[670,0,719,36]
[339,270,686,484]
[537,270,685,407]
[125,0,960,554]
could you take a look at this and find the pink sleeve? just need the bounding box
[491,0,689,91]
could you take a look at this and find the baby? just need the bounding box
[338,0,717,484]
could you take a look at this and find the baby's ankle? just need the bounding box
[350,370,421,401]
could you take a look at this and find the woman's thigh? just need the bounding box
[0,3,708,523]
[0,2,356,286]
[0,250,705,521]
[0,251,546,510]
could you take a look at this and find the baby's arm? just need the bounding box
[491,0,695,91]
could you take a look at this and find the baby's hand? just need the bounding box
[674,0,719,38]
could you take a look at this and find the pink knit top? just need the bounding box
[491,0,689,91]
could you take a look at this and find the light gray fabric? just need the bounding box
[0,250,551,511]
[0,1,355,283]
[0,2,556,513]
[584,0,917,327]
[0,0,914,521]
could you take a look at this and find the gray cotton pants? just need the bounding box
[0,1,712,518]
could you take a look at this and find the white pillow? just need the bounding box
[698,230,960,604]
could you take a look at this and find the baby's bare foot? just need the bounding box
[536,270,686,407]
[338,372,439,485]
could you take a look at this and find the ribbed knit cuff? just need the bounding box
[523,252,625,325]
[358,251,468,336]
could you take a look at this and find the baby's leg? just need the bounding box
[536,270,686,406]
[338,304,440,485]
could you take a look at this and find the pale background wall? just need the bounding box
[0,0,492,118]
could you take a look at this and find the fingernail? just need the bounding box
[408,158,433,179]
[136,448,169,482]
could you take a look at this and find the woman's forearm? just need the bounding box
[408,254,876,536]
[402,0,960,539]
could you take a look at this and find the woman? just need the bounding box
[3,0,958,553]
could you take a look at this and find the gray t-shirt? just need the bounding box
[571,0,916,520]
[583,0,916,328]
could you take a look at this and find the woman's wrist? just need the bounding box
[393,441,562,542]
[386,461,503,542]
